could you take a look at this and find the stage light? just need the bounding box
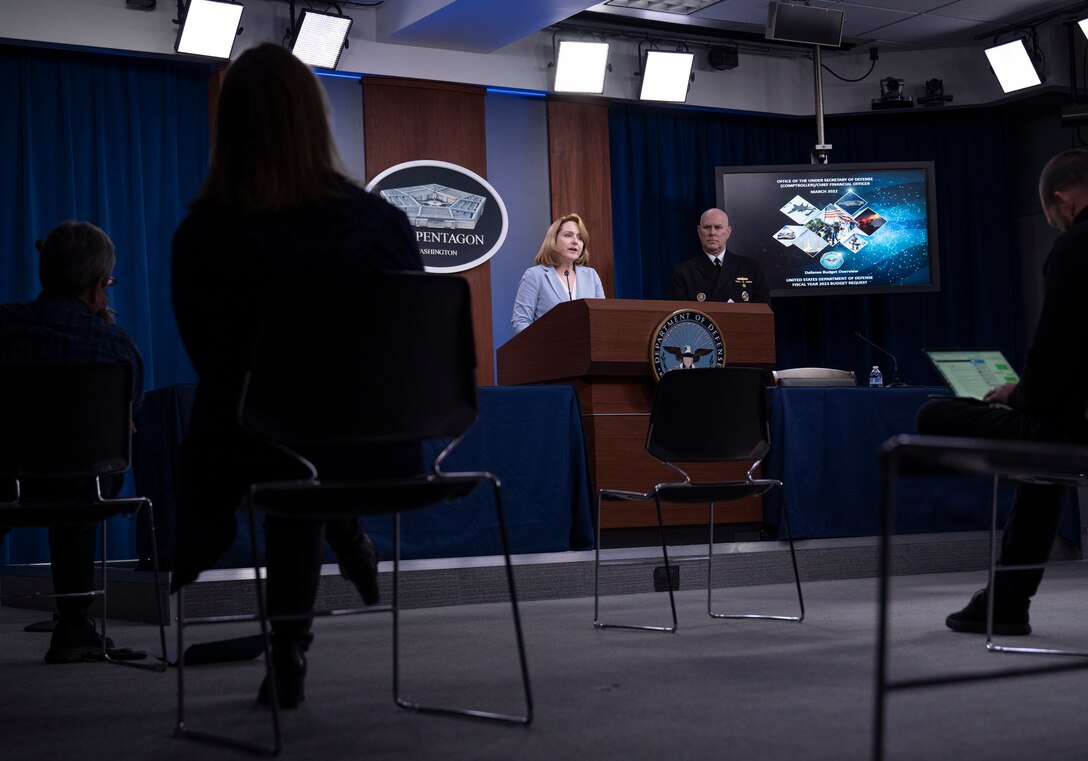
[175,0,244,59]
[553,40,610,94]
[291,9,352,69]
[984,39,1042,93]
[599,0,721,12]
[639,50,695,103]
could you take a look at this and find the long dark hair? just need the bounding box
[194,43,347,214]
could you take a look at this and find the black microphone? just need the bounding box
[564,269,573,301]
[855,331,903,387]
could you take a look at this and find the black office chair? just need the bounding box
[593,366,804,632]
[0,363,167,669]
[174,271,533,755]
[873,434,1088,761]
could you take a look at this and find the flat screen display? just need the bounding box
[716,162,940,297]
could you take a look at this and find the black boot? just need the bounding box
[338,533,381,605]
[327,519,381,605]
[945,588,1031,636]
[257,636,309,709]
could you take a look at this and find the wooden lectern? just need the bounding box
[497,299,775,529]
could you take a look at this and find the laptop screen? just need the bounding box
[925,349,1019,400]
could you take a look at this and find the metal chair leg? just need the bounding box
[107,501,169,672]
[173,506,280,756]
[707,497,804,622]
[593,492,604,629]
[593,491,677,633]
[394,477,533,724]
[655,494,679,634]
[985,475,1088,657]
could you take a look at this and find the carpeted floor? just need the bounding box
[2,562,1088,761]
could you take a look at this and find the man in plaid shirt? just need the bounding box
[0,220,143,662]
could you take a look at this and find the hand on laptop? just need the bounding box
[983,382,1017,405]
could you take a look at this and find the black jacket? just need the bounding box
[170,178,424,587]
[1009,206,1088,440]
[667,250,769,304]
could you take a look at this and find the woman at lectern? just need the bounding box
[511,213,605,334]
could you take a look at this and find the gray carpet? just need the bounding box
[2,563,1088,761]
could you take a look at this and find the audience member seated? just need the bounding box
[0,220,144,663]
[916,149,1088,636]
[170,43,424,708]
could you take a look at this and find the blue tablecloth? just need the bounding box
[763,386,1080,542]
[6,383,1078,566]
[0,384,588,572]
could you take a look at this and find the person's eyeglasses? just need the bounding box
[104,276,117,289]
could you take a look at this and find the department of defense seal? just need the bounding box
[650,309,726,380]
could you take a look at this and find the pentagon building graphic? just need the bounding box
[380,184,487,230]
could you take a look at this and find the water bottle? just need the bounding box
[869,365,883,388]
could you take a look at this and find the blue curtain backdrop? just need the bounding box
[609,102,1029,386]
[0,45,210,562]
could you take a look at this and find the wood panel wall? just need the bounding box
[547,99,615,298]
[363,78,495,386]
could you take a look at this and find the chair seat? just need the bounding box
[656,480,779,504]
[249,475,483,518]
[882,434,1088,483]
[602,480,778,505]
[0,498,147,528]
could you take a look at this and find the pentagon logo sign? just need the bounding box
[367,160,509,273]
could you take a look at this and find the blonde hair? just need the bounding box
[534,213,591,267]
[194,43,347,214]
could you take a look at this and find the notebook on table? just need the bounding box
[924,349,1019,401]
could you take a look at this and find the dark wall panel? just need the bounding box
[364,78,495,386]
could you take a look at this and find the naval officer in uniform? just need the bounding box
[668,207,769,304]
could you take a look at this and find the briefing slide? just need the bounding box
[717,163,939,297]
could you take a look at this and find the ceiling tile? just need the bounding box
[862,13,1004,46]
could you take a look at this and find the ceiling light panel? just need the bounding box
[599,0,722,14]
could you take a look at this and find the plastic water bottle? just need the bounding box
[869,365,883,388]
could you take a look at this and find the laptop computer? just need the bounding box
[924,349,1019,401]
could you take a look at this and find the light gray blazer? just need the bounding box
[511,264,605,334]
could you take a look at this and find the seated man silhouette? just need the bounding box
[0,220,144,663]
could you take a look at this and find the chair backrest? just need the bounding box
[239,270,477,447]
[0,363,133,479]
[646,367,770,464]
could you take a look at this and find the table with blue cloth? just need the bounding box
[763,386,1080,543]
[130,384,595,571]
[7,384,1078,569]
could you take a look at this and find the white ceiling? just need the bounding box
[591,0,1082,49]
[371,0,1088,53]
